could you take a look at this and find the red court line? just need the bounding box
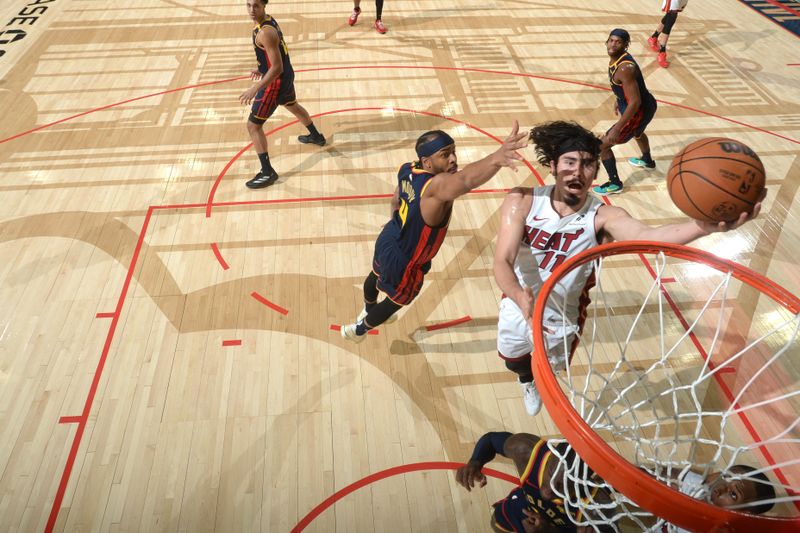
[425,315,473,331]
[290,461,518,533]
[58,416,82,424]
[0,76,248,145]
[329,324,379,336]
[250,291,289,315]
[661,277,676,283]
[203,106,540,218]
[46,206,154,533]
[222,339,242,347]
[95,312,115,318]
[5,66,797,150]
[210,242,230,270]
[761,0,800,17]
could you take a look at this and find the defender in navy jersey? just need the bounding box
[457,431,774,532]
[495,121,764,416]
[456,431,610,532]
[592,29,659,196]
[340,122,529,342]
[239,0,326,189]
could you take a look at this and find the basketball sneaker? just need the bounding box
[657,52,670,68]
[647,36,659,51]
[520,380,542,416]
[298,133,326,146]
[357,307,398,324]
[592,181,623,195]
[340,323,366,343]
[628,157,656,170]
[374,19,387,34]
[348,7,360,26]
[246,169,279,189]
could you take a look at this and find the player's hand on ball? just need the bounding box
[700,188,767,233]
[455,461,487,491]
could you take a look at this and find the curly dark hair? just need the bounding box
[528,121,602,166]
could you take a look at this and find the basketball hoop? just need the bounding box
[531,241,800,532]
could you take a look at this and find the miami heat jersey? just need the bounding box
[383,162,451,268]
[513,185,601,329]
[492,439,578,532]
[253,16,294,77]
[608,52,656,115]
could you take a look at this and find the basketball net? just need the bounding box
[531,242,800,532]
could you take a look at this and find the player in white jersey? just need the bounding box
[649,0,690,68]
[494,121,765,416]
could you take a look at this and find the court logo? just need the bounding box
[0,0,57,61]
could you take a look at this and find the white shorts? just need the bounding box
[496,297,576,371]
[662,0,688,12]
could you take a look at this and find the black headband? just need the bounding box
[609,28,630,44]
[416,133,455,159]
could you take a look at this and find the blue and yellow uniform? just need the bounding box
[372,163,451,305]
[250,16,296,124]
[492,440,582,532]
[608,52,657,143]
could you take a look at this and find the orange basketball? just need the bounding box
[666,138,765,223]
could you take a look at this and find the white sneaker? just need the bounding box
[340,323,366,343]
[356,307,398,324]
[520,380,542,416]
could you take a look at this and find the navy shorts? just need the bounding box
[372,233,431,306]
[612,100,657,144]
[248,74,297,125]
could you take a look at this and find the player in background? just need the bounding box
[240,0,326,189]
[649,0,690,68]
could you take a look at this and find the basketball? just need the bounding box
[666,138,765,223]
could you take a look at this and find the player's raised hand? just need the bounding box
[494,120,529,171]
[699,188,767,234]
[455,460,487,492]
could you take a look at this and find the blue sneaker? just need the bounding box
[628,157,656,169]
[592,181,623,195]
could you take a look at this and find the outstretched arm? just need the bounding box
[425,121,528,203]
[455,432,540,492]
[598,190,766,244]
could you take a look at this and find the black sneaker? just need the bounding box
[298,133,326,146]
[246,169,279,189]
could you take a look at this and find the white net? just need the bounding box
[537,248,800,532]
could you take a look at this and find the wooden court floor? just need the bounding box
[0,0,799,531]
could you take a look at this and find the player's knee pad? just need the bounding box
[662,11,678,34]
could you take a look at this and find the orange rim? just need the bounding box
[531,241,800,532]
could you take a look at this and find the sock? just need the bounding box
[660,45,667,53]
[306,122,320,137]
[376,0,384,19]
[258,152,272,174]
[602,155,621,185]
[652,31,660,38]
[640,151,654,164]
[355,321,368,335]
